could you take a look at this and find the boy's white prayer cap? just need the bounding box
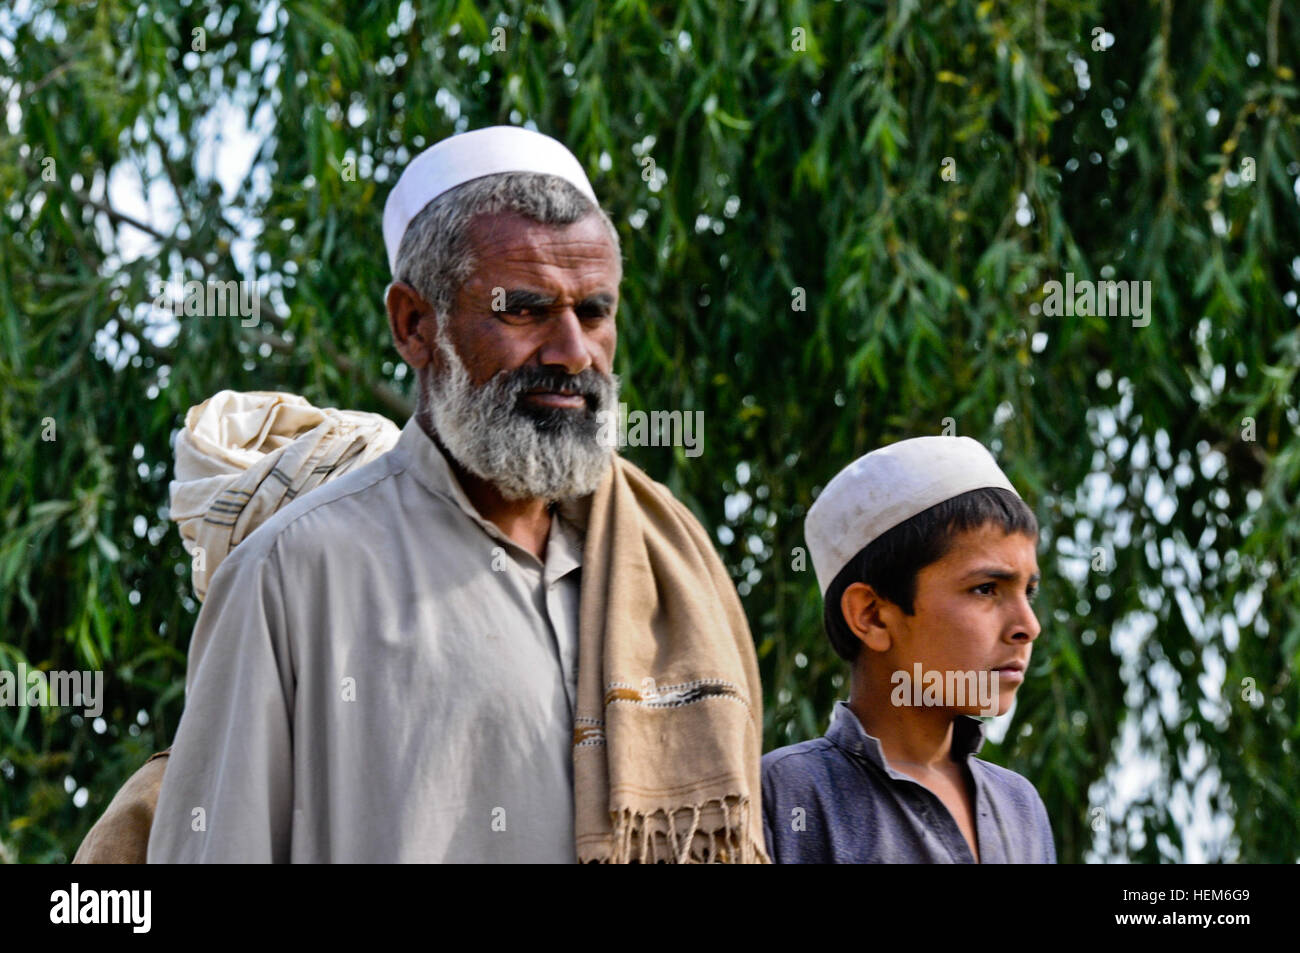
[805,436,1020,595]
[382,125,599,274]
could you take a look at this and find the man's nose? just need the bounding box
[538,309,593,376]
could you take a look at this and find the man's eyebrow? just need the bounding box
[576,292,617,311]
[496,290,617,312]
[499,289,557,311]
[961,567,1042,584]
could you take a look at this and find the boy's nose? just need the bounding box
[1009,600,1041,642]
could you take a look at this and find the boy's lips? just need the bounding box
[992,661,1026,683]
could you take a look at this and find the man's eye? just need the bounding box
[973,582,997,596]
[1027,586,1039,602]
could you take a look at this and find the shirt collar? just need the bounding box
[825,700,987,777]
[393,415,583,577]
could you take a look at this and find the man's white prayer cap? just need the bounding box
[804,436,1021,595]
[382,125,599,274]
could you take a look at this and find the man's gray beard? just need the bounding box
[421,323,619,502]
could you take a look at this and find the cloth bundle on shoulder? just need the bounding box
[169,390,401,602]
[73,390,399,864]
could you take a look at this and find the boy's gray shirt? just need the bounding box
[762,701,1056,863]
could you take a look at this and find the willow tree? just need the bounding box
[2,0,1297,862]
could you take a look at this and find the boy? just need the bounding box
[763,436,1056,863]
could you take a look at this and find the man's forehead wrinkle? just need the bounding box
[467,213,617,257]
[470,235,619,267]
[465,268,620,297]
[463,256,621,302]
[476,256,619,276]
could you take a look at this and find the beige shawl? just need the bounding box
[574,456,767,863]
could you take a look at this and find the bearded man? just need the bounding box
[146,126,766,863]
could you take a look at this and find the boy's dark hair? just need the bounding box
[823,487,1038,663]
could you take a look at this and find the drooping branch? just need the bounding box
[80,196,169,243]
[259,311,413,420]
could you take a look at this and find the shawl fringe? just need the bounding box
[581,797,760,864]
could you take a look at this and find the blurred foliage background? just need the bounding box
[2,0,1298,863]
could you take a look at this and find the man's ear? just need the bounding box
[386,281,436,369]
[841,582,893,654]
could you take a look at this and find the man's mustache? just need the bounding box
[498,366,613,411]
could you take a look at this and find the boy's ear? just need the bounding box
[841,582,893,653]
